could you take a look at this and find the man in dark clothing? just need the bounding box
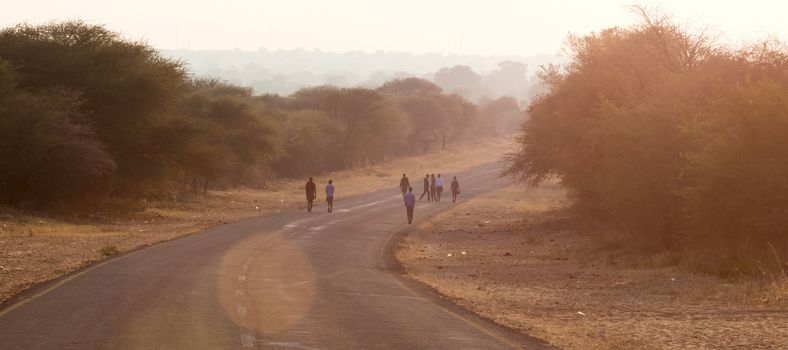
[451,176,461,203]
[399,173,410,197]
[305,177,317,213]
[429,174,436,200]
[419,174,431,201]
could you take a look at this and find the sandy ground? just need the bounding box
[0,138,511,304]
[397,184,788,350]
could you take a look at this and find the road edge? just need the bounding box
[379,224,557,350]
[0,208,287,314]
[0,218,231,315]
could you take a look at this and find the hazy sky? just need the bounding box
[4,1,788,56]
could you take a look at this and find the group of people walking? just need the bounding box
[304,173,462,225]
[399,173,461,224]
[305,177,334,213]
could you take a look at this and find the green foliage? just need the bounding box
[284,83,476,172]
[271,109,342,177]
[504,9,788,267]
[174,79,276,190]
[479,96,522,135]
[0,21,187,195]
[292,86,409,169]
[376,79,477,151]
[378,77,442,96]
[682,78,788,253]
[0,59,115,207]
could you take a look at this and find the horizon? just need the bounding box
[164,46,558,59]
[4,1,788,56]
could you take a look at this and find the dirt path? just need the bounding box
[397,184,788,349]
[0,138,510,304]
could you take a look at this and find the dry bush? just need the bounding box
[505,8,788,276]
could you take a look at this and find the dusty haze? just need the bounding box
[4,0,788,56]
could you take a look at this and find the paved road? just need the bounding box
[0,162,552,350]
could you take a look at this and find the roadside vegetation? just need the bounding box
[0,21,522,216]
[504,8,788,276]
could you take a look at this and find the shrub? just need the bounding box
[504,8,788,271]
[99,245,119,257]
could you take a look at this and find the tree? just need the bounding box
[352,100,410,163]
[680,54,788,256]
[0,21,187,193]
[433,65,487,103]
[271,110,342,177]
[0,60,115,207]
[483,61,529,100]
[291,85,342,121]
[432,94,481,149]
[397,95,449,152]
[503,9,713,247]
[171,79,276,192]
[377,77,442,96]
[479,96,522,135]
[290,86,415,167]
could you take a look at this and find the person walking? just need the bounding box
[419,174,431,201]
[451,176,461,203]
[325,179,335,213]
[399,173,410,197]
[305,177,317,213]
[435,174,444,202]
[429,174,436,201]
[404,186,416,224]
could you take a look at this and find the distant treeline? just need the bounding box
[164,48,557,102]
[505,9,788,273]
[0,21,522,211]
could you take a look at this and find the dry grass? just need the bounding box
[1,219,110,238]
[397,184,788,350]
[761,260,788,304]
[770,275,788,302]
[0,137,511,304]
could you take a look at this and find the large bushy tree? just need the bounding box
[504,8,788,267]
[0,21,187,193]
[0,60,115,207]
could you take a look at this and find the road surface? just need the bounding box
[0,162,553,349]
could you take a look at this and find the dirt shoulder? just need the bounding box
[0,138,511,305]
[396,184,788,350]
